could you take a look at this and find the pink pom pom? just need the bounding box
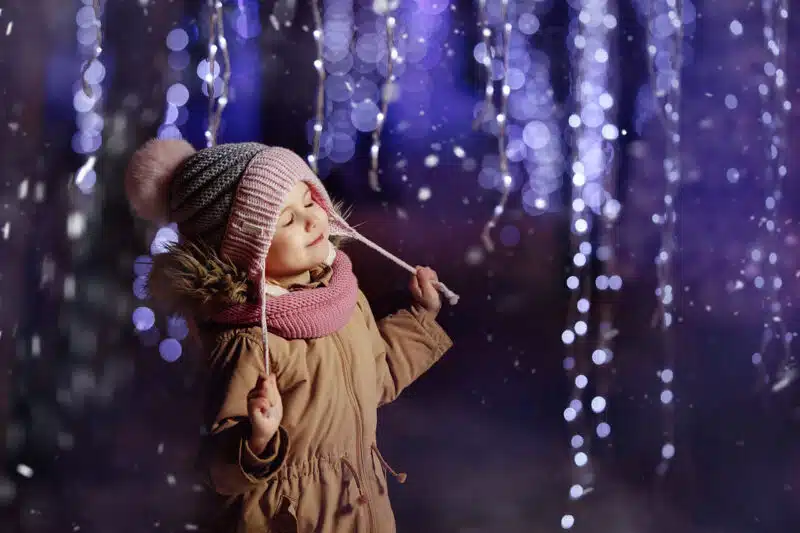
[125,139,196,223]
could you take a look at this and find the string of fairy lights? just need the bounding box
[474,0,495,130]
[367,7,398,192]
[560,0,619,528]
[753,0,793,392]
[204,0,231,148]
[308,1,400,189]
[308,0,326,175]
[645,0,683,478]
[478,0,512,253]
[73,0,104,197]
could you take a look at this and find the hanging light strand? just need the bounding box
[560,1,620,529]
[480,0,512,252]
[368,11,398,192]
[646,0,684,477]
[73,0,104,197]
[590,193,622,444]
[589,0,622,461]
[205,0,232,147]
[80,0,103,98]
[579,0,623,465]
[308,0,326,174]
[473,0,495,129]
[755,0,793,392]
[562,16,599,521]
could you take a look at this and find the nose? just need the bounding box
[304,212,318,231]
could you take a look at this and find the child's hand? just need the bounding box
[247,375,283,456]
[410,266,442,319]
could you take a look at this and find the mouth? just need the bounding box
[307,234,325,248]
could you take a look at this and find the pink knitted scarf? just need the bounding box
[212,251,359,339]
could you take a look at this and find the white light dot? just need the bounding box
[67,212,87,240]
[592,349,607,365]
[424,154,439,168]
[590,396,606,413]
[596,422,611,438]
[662,443,675,459]
[660,389,674,404]
[16,464,33,479]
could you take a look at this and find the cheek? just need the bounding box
[272,232,307,260]
[267,235,290,265]
[313,205,330,225]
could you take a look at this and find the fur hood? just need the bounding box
[147,203,351,320]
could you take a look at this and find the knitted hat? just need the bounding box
[125,139,356,366]
[125,139,351,282]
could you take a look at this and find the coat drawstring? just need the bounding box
[340,457,368,509]
[371,444,407,484]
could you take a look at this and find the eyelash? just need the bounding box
[283,202,316,227]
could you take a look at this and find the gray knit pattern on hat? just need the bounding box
[168,142,265,251]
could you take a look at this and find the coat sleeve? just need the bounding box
[199,332,289,497]
[357,291,453,407]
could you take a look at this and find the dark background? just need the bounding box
[1,0,799,532]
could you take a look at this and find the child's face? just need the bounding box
[265,181,330,280]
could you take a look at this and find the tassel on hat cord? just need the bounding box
[343,226,460,306]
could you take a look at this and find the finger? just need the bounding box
[409,270,423,299]
[247,387,267,400]
[422,281,440,303]
[418,267,438,284]
[417,269,439,300]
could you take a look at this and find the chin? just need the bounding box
[308,246,329,267]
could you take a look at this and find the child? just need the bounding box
[125,139,453,533]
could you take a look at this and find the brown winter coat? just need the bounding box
[197,270,453,533]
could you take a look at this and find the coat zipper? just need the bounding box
[333,332,376,532]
